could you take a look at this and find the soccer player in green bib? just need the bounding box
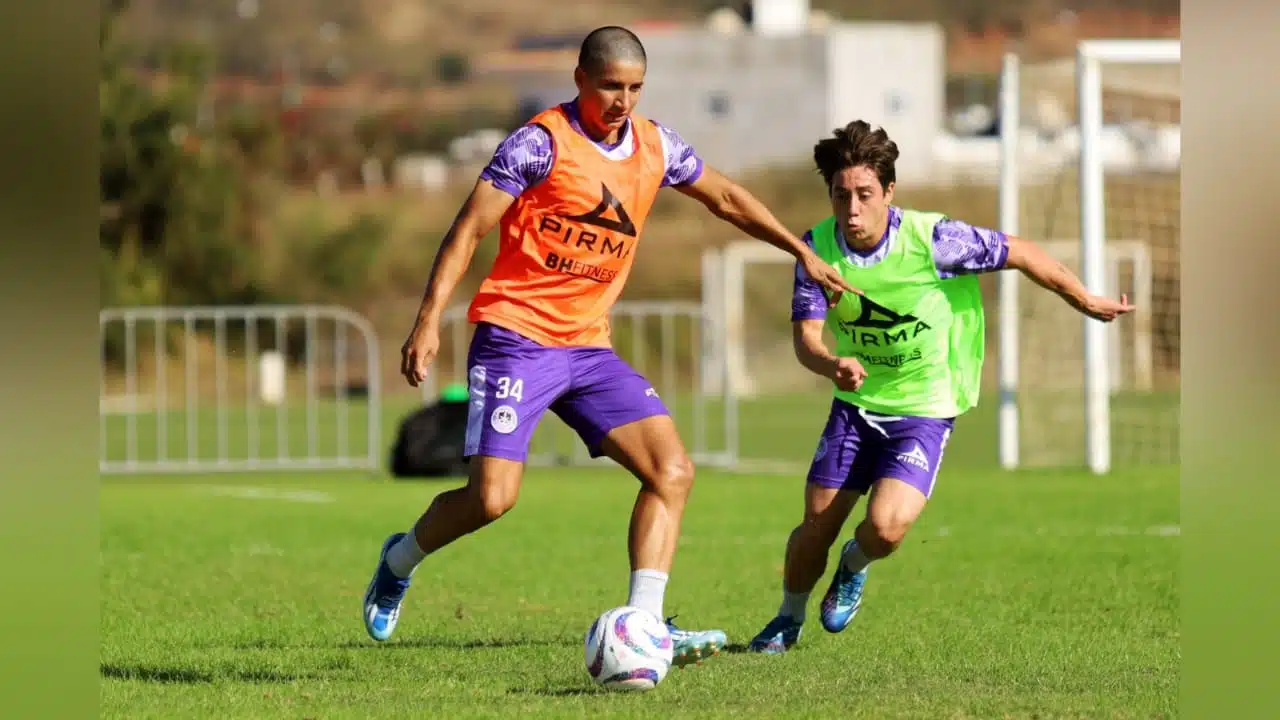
[748,120,1135,654]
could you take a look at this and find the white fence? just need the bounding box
[100,302,736,474]
[99,305,381,474]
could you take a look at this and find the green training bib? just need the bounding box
[808,209,986,418]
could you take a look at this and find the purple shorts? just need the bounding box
[463,322,670,462]
[807,398,955,498]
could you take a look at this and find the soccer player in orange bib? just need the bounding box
[362,26,856,666]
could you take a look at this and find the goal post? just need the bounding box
[997,51,1022,472]
[700,242,836,472]
[1079,40,1180,475]
[701,241,795,399]
[999,39,1180,473]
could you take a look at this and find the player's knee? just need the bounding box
[466,462,522,523]
[646,453,695,500]
[862,480,927,557]
[471,483,518,523]
[864,514,912,556]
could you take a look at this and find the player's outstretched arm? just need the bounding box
[1004,235,1136,322]
[793,319,866,392]
[675,166,859,303]
[401,180,515,386]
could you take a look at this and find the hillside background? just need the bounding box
[101,0,1180,396]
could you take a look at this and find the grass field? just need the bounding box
[102,436,1178,717]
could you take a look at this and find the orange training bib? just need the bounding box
[467,106,666,347]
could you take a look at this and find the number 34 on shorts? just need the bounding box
[495,376,523,402]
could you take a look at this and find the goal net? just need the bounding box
[1000,42,1180,470]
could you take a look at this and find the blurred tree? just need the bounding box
[100,0,277,309]
[435,52,471,86]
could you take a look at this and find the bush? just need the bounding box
[270,209,391,305]
[435,53,470,86]
[101,3,283,311]
[304,212,390,299]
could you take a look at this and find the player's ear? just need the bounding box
[573,66,587,91]
[883,181,895,204]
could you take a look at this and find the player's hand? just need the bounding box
[800,252,861,307]
[831,357,867,393]
[400,320,440,388]
[1077,293,1136,322]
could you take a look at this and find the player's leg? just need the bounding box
[363,323,567,641]
[553,349,726,667]
[596,416,730,667]
[747,485,860,654]
[784,486,861,617]
[749,399,867,653]
[820,412,954,634]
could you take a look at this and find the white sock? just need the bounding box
[779,590,810,622]
[385,531,427,579]
[627,569,669,619]
[841,540,872,575]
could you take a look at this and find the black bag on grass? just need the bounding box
[389,388,471,479]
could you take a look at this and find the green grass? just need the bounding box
[100,378,1179,717]
[101,459,1178,717]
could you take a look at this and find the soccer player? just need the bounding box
[747,120,1135,654]
[362,26,856,667]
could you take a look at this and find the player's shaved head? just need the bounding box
[572,26,648,141]
[577,26,647,76]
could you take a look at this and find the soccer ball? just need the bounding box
[583,606,674,691]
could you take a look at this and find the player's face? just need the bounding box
[830,165,894,246]
[574,61,646,138]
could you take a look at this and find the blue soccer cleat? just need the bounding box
[362,533,412,641]
[747,615,804,654]
[665,616,728,668]
[820,538,868,633]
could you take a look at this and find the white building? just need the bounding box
[481,2,947,184]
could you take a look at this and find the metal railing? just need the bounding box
[100,305,381,474]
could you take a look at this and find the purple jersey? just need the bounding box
[479,101,704,197]
[791,206,1009,322]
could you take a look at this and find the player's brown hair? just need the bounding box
[812,120,899,191]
